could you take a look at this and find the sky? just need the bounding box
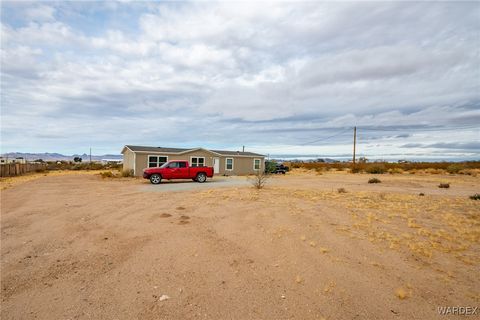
[1,1,479,160]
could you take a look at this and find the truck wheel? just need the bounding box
[196,172,207,183]
[150,174,162,184]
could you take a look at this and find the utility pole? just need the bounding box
[352,126,356,171]
[89,147,92,163]
[242,146,245,152]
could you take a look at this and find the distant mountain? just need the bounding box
[0,152,122,162]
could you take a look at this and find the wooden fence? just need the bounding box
[0,163,48,177]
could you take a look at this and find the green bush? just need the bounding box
[264,161,277,174]
[366,165,386,174]
[446,164,462,174]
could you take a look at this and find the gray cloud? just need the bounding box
[425,142,480,150]
[1,1,479,158]
[400,142,480,151]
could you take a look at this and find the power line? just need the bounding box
[300,127,352,145]
[252,124,478,155]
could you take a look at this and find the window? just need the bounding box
[226,158,234,170]
[191,157,205,167]
[148,155,168,168]
[254,159,261,170]
[168,162,179,168]
[168,161,187,168]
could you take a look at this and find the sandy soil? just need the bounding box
[1,170,479,319]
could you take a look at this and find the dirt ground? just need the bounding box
[1,170,479,319]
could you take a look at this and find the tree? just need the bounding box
[264,160,277,174]
[73,157,82,163]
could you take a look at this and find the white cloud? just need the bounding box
[0,1,479,158]
[25,5,56,22]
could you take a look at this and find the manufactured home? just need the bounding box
[121,145,265,176]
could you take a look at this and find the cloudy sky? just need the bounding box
[1,1,479,160]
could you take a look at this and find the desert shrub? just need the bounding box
[337,188,347,193]
[424,168,445,174]
[121,169,134,177]
[100,171,114,178]
[459,169,477,176]
[85,162,105,170]
[419,193,425,196]
[368,178,381,184]
[314,167,324,175]
[365,165,386,174]
[469,193,480,200]
[388,168,404,174]
[45,161,113,171]
[446,164,462,174]
[35,167,46,173]
[106,163,123,170]
[250,170,269,189]
[438,183,450,189]
[285,160,480,175]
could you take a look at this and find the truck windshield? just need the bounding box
[160,162,170,168]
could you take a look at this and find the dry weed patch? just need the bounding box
[270,186,479,267]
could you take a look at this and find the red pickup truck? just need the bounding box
[143,160,214,184]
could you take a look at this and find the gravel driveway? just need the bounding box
[139,176,252,192]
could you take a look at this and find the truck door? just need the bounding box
[166,161,188,179]
[175,161,189,178]
[162,162,177,179]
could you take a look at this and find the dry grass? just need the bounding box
[254,185,480,268]
[395,287,410,300]
[121,169,134,177]
[287,161,480,175]
[0,170,99,190]
[100,171,115,178]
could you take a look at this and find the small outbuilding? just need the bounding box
[121,145,265,176]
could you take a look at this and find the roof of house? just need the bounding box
[123,145,265,157]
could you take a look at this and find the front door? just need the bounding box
[213,157,220,174]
